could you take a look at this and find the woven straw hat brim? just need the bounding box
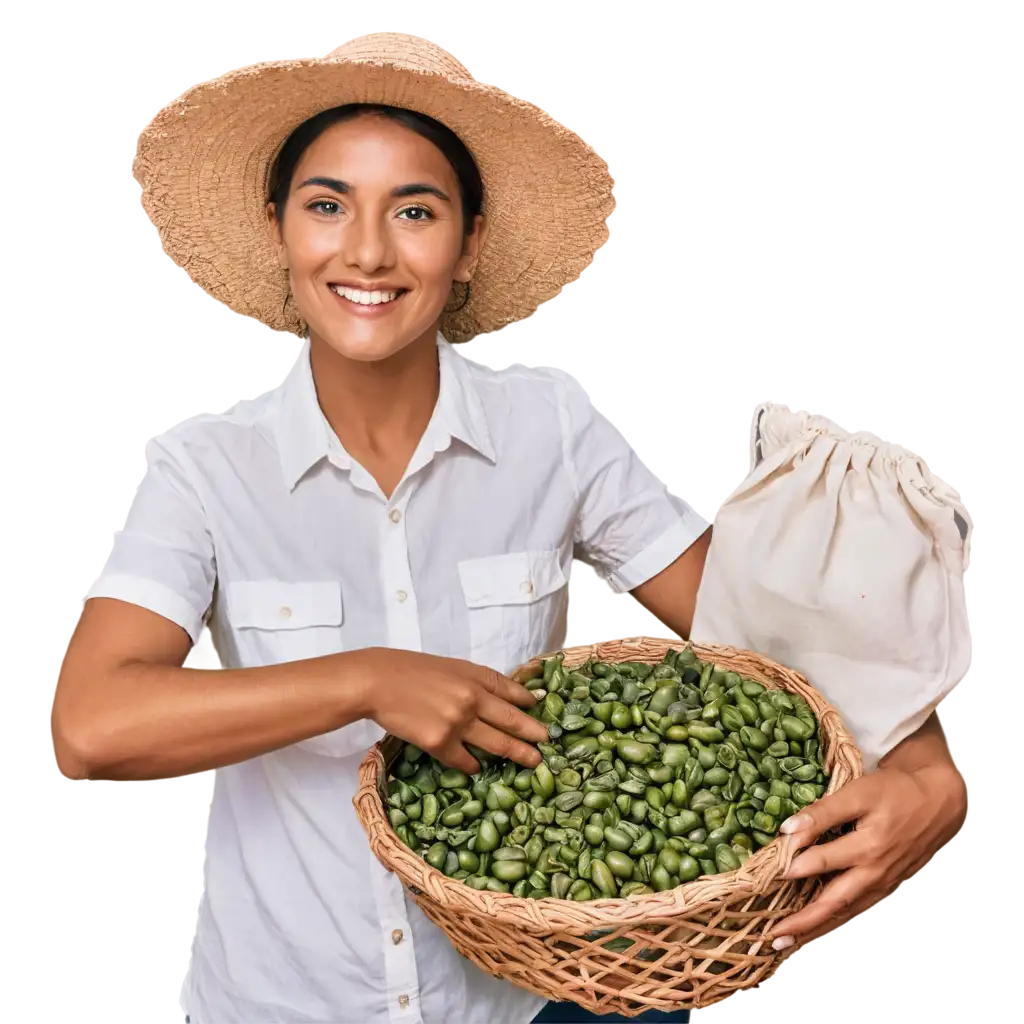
[133,45,616,343]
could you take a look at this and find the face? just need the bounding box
[268,115,485,363]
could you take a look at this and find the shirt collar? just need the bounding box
[275,332,495,491]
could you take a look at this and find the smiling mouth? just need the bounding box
[329,284,407,306]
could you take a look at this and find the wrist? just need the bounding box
[328,647,382,725]
[911,758,967,802]
[885,756,968,832]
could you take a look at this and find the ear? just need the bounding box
[454,214,488,283]
[267,203,289,271]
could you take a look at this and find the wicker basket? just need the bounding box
[354,637,863,1016]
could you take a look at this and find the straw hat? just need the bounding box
[133,33,615,343]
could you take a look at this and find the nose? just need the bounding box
[340,208,396,275]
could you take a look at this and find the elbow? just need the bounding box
[51,710,111,780]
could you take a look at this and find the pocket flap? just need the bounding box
[458,551,567,608]
[227,581,343,630]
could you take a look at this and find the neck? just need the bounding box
[307,325,442,478]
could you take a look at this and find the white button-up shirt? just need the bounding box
[87,333,708,1024]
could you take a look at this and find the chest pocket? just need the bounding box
[226,581,383,759]
[458,550,569,675]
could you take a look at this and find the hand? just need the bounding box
[356,648,548,774]
[769,762,967,949]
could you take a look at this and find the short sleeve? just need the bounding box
[556,373,709,592]
[86,434,216,643]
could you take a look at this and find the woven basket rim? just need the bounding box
[355,637,863,934]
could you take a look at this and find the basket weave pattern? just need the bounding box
[355,638,863,1016]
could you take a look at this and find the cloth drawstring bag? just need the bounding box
[691,402,972,770]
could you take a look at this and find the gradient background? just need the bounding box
[4,2,1019,1021]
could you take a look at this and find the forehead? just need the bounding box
[293,114,457,187]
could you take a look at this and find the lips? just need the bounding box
[329,284,405,306]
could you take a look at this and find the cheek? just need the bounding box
[284,221,337,281]
[401,230,462,294]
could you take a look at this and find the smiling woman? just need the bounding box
[266,105,486,367]
[48,25,972,1024]
[52,31,709,1024]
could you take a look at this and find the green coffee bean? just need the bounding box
[687,724,725,744]
[629,830,653,856]
[569,879,593,901]
[720,705,746,733]
[604,827,633,852]
[651,864,673,891]
[715,845,741,872]
[549,872,571,899]
[696,747,718,770]
[648,684,680,716]
[391,652,831,900]
[606,851,634,879]
[705,815,731,840]
[617,777,647,796]
[792,783,817,806]
[689,790,721,813]
[565,737,601,761]
[552,791,584,812]
[668,811,701,836]
[616,739,656,764]
[584,791,614,813]
[591,859,617,896]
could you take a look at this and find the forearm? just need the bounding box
[54,650,376,782]
[878,711,960,778]
[877,710,968,846]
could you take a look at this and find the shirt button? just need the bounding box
[389,508,403,524]
[279,606,293,619]
[391,928,404,944]
[396,590,408,603]
[398,995,410,1009]
[520,580,534,595]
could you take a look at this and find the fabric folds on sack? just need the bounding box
[692,402,972,770]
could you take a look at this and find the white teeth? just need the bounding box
[330,285,400,305]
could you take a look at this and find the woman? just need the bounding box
[52,33,966,1024]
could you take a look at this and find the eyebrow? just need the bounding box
[296,177,451,203]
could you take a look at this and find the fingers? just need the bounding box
[483,667,542,710]
[465,721,542,768]
[839,884,888,925]
[431,742,481,776]
[479,692,549,745]
[785,828,880,879]
[771,866,878,942]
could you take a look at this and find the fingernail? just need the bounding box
[780,815,808,834]
[772,936,795,951]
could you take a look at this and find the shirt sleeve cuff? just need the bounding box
[85,573,205,643]
[604,511,711,594]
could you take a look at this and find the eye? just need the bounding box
[307,199,342,217]
[397,205,434,222]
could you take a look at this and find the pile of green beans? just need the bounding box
[386,647,829,900]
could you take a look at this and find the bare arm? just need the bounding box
[52,598,546,783]
[628,527,712,639]
[52,598,372,781]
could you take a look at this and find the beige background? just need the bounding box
[0,9,1019,1024]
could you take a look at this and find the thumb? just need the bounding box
[780,775,875,839]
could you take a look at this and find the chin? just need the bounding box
[315,320,423,364]
[309,301,442,366]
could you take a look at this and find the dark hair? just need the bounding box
[268,104,483,234]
